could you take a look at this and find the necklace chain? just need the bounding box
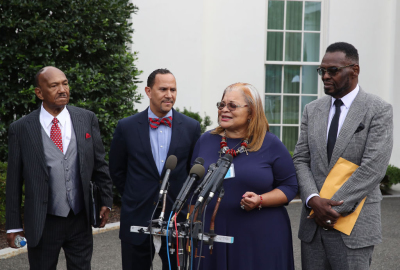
[219,130,249,157]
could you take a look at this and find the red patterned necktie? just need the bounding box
[50,117,63,152]
[149,116,172,129]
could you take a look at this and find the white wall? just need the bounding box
[131,0,204,114]
[131,0,266,127]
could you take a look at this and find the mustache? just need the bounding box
[162,99,173,103]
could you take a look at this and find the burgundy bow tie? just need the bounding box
[149,116,172,129]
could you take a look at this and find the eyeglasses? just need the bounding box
[316,64,355,76]
[216,101,248,111]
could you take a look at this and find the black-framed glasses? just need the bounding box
[216,101,248,111]
[317,64,355,76]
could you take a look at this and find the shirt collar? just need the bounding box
[147,107,173,119]
[331,84,360,110]
[40,103,69,128]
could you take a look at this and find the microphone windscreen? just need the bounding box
[165,155,178,170]
[190,164,205,179]
[223,153,233,162]
[194,157,205,165]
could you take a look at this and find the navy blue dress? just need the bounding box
[191,131,298,270]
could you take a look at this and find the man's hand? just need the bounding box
[99,206,110,228]
[308,196,343,229]
[6,232,25,249]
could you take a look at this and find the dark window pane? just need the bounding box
[267,32,284,61]
[283,96,299,124]
[268,0,285,30]
[284,65,300,93]
[304,2,321,31]
[302,65,319,94]
[285,32,301,61]
[266,65,282,93]
[265,95,281,124]
[282,126,299,153]
[286,1,303,30]
[303,33,320,62]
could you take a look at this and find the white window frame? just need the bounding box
[264,0,327,148]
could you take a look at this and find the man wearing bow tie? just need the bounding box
[109,68,201,270]
[293,42,393,269]
[6,66,113,269]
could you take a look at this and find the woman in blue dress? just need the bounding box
[191,83,298,270]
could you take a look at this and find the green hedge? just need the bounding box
[176,107,212,133]
[381,164,400,189]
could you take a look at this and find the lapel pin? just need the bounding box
[86,133,91,139]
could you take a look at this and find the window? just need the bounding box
[265,0,322,152]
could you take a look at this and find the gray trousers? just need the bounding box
[301,227,374,270]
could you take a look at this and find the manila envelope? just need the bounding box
[310,157,366,236]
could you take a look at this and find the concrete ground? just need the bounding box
[1,196,399,269]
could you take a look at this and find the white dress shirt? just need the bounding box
[306,85,360,207]
[39,104,72,154]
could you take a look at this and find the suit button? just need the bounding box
[159,180,162,184]
[153,201,156,205]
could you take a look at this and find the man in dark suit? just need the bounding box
[293,42,393,269]
[6,66,113,270]
[109,68,201,270]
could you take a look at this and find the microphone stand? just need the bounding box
[208,187,225,254]
[158,182,170,226]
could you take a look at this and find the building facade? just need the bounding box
[131,0,399,166]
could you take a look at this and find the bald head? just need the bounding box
[35,66,65,88]
[34,66,70,117]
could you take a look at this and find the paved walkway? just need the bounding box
[1,197,399,269]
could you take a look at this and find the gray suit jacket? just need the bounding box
[6,105,113,247]
[293,87,393,249]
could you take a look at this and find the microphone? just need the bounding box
[172,163,205,213]
[171,157,204,204]
[193,163,217,195]
[193,154,233,211]
[193,157,205,166]
[159,155,178,199]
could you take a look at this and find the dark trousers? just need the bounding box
[27,210,93,270]
[121,235,178,270]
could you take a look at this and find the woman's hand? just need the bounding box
[240,192,261,211]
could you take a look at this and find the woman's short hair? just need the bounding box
[212,83,269,152]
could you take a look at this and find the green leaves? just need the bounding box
[0,0,142,161]
[175,107,213,134]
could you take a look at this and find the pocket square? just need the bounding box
[354,123,365,133]
[86,133,91,139]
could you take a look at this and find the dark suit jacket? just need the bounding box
[109,108,201,245]
[293,88,393,249]
[6,105,113,247]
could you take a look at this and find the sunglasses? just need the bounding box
[316,64,355,76]
[216,101,248,111]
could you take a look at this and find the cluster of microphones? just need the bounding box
[150,153,233,270]
[158,153,233,219]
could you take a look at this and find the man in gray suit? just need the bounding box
[293,42,393,269]
[6,66,113,270]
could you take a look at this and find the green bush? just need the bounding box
[176,107,212,133]
[0,0,142,162]
[381,164,400,189]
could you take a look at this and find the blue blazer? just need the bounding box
[109,108,201,245]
